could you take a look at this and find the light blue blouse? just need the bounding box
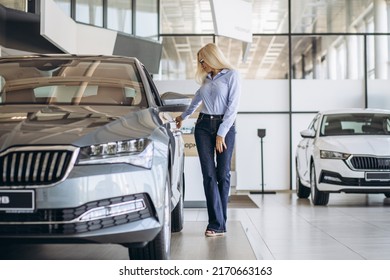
[181,69,241,137]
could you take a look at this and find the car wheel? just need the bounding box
[310,162,329,206]
[385,193,390,198]
[128,175,171,260]
[171,172,185,232]
[296,166,310,198]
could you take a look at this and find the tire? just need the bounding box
[310,162,329,206]
[296,166,310,199]
[171,172,185,232]
[385,193,390,198]
[128,175,171,260]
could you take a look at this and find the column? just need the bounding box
[374,0,388,79]
[386,0,390,78]
[327,44,337,80]
[346,1,358,79]
[346,33,358,79]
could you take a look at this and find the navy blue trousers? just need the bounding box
[194,115,235,232]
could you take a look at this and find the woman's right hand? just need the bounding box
[175,116,183,129]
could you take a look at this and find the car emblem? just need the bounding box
[0,196,10,204]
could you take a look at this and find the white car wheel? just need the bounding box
[296,166,310,199]
[171,172,184,232]
[310,162,329,206]
[161,178,171,257]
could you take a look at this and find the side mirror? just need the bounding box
[300,129,316,138]
[160,92,191,112]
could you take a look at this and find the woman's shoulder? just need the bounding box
[222,68,238,74]
[225,68,240,79]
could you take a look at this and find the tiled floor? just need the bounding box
[1,191,390,260]
[219,191,390,260]
[171,221,256,259]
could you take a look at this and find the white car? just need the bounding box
[296,108,390,205]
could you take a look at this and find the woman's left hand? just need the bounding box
[216,135,227,153]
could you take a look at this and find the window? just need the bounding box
[53,0,71,16]
[76,0,103,27]
[135,0,158,39]
[0,0,26,11]
[321,114,390,136]
[107,0,132,34]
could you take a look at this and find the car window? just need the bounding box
[0,76,4,99]
[320,113,390,136]
[0,58,146,106]
[308,114,321,133]
[142,66,162,107]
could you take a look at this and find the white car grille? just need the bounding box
[350,156,390,171]
[0,146,78,187]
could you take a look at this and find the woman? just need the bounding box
[175,43,241,237]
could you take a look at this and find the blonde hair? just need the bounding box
[195,43,234,84]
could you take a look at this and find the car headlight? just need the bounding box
[78,138,153,168]
[320,150,350,160]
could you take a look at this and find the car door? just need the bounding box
[298,114,320,185]
[142,67,184,207]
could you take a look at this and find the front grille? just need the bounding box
[0,146,77,186]
[0,194,154,235]
[349,156,390,170]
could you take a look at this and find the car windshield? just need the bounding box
[320,113,390,136]
[0,57,146,106]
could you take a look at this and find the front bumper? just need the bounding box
[0,193,161,247]
[315,158,390,192]
[0,160,167,247]
[0,217,161,247]
[319,169,390,193]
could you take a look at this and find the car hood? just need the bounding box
[317,136,390,155]
[0,105,158,150]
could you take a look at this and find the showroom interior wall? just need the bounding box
[1,0,390,191]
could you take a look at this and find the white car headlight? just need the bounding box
[320,150,350,160]
[78,138,153,168]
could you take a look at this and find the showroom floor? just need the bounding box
[239,191,390,260]
[1,192,390,260]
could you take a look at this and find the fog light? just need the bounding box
[323,175,342,183]
[77,199,146,222]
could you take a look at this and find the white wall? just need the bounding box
[367,80,390,109]
[41,0,117,55]
[235,113,290,191]
[154,80,199,95]
[292,80,365,111]
[240,80,289,112]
